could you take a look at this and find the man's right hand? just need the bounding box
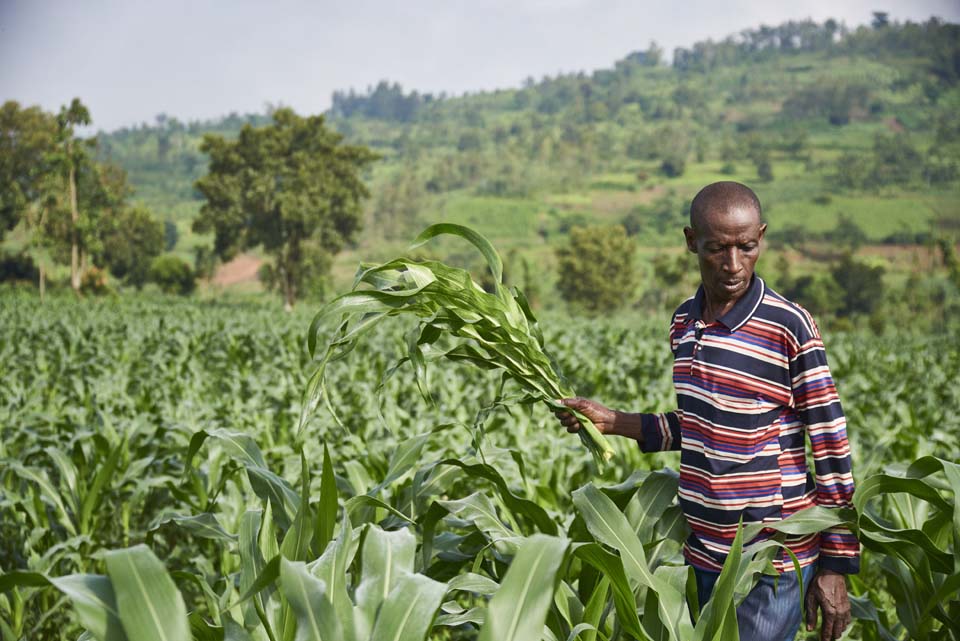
[554,397,618,434]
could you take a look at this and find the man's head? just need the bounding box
[683,181,767,308]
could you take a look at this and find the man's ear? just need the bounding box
[683,226,697,254]
[758,223,768,242]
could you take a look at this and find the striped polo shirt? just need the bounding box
[640,275,859,574]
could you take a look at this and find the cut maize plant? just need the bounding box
[302,223,615,466]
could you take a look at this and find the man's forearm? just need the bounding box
[610,410,646,443]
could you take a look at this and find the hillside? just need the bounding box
[95,17,960,294]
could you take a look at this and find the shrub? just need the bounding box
[149,255,196,295]
[80,266,110,296]
[556,225,637,313]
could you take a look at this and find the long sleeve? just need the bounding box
[639,411,682,452]
[789,319,860,574]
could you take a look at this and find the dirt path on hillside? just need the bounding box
[212,254,263,286]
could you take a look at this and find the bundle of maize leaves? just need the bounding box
[302,223,615,466]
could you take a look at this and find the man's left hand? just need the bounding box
[805,569,851,641]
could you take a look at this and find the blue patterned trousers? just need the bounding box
[694,563,817,641]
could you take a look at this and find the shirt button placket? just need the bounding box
[691,320,705,376]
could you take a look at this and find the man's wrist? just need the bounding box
[610,410,645,441]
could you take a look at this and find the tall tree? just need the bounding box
[55,98,93,292]
[0,101,58,241]
[194,108,377,309]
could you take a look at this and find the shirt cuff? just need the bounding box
[640,413,669,452]
[817,554,860,574]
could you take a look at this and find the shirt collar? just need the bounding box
[688,275,765,332]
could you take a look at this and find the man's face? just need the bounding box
[683,205,766,306]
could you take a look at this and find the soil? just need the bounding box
[212,254,263,286]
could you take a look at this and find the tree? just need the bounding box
[0,101,58,241]
[100,205,165,288]
[556,225,637,314]
[193,108,377,309]
[831,254,885,316]
[55,98,93,292]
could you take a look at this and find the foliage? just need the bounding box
[148,254,195,295]
[0,293,958,640]
[304,224,615,465]
[556,225,638,314]
[831,254,885,317]
[0,101,59,240]
[193,108,377,309]
[100,205,165,288]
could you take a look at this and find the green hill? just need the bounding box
[95,17,960,290]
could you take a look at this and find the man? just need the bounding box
[556,181,857,641]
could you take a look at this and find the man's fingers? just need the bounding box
[834,612,850,640]
[820,611,835,641]
[805,587,818,631]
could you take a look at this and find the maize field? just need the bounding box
[1,287,959,640]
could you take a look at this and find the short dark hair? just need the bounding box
[689,181,762,229]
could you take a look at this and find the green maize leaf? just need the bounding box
[104,544,190,641]
[630,469,681,541]
[278,558,343,641]
[446,572,499,595]
[303,225,615,469]
[314,443,338,556]
[435,458,557,535]
[477,534,569,641]
[374,432,432,493]
[223,615,254,641]
[848,594,900,641]
[281,452,315,562]
[573,484,692,641]
[49,574,126,641]
[0,571,127,641]
[435,607,485,627]
[307,535,356,641]
[573,484,654,587]
[566,623,599,641]
[409,223,504,285]
[44,445,79,513]
[437,492,516,548]
[0,570,50,592]
[580,575,607,641]
[189,612,223,641]
[855,473,952,513]
[239,510,269,628]
[345,495,415,525]
[355,526,418,636]
[206,428,268,469]
[247,465,301,532]
[572,543,647,641]
[79,442,124,534]
[9,462,77,536]
[237,556,282,605]
[369,572,447,641]
[150,512,237,542]
[693,522,745,641]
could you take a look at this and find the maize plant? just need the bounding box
[0,257,959,639]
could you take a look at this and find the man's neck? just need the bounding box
[701,295,738,325]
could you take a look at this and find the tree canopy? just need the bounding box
[193,108,378,308]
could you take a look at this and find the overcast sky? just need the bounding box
[2,0,958,133]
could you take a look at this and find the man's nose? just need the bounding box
[723,248,742,273]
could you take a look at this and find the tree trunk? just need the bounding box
[282,264,295,312]
[68,149,81,293]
